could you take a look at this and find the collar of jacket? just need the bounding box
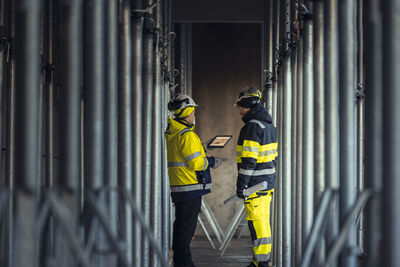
[241,103,273,124]
[175,118,194,129]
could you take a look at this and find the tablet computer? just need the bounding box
[207,135,232,148]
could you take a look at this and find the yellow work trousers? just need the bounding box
[244,189,273,267]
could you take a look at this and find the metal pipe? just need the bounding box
[41,1,55,263]
[219,205,245,255]
[265,0,273,115]
[150,0,163,264]
[364,0,382,266]
[105,0,118,266]
[118,1,132,264]
[325,190,373,267]
[14,1,41,266]
[290,4,298,264]
[5,2,16,266]
[271,0,280,264]
[201,199,224,244]
[313,1,325,264]
[83,2,105,266]
[0,0,6,181]
[338,0,357,264]
[187,24,192,96]
[43,0,55,190]
[382,0,400,266]
[313,0,325,215]
[300,189,334,267]
[83,0,105,191]
[279,0,292,265]
[324,1,340,266]
[302,0,314,251]
[295,35,304,266]
[132,2,144,265]
[14,0,41,194]
[142,15,155,267]
[355,0,365,252]
[271,0,280,124]
[179,23,186,95]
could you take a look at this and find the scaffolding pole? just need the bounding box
[338,0,357,265]
[364,0,382,266]
[382,0,400,266]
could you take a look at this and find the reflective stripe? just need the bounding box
[170,183,212,192]
[202,157,208,171]
[239,167,276,176]
[254,252,271,262]
[249,119,265,129]
[253,237,272,247]
[179,128,191,136]
[243,146,259,153]
[259,149,278,156]
[185,151,201,162]
[168,162,188,167]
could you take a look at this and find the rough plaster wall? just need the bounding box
[191,23,261,235]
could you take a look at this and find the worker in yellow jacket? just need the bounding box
[165,94,220,267]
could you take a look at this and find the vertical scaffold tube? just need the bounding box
[271,0,280,265]
[5,2,16,266]
[118,1,132,264]
[382,0,400,266]
[356,0,365,252]
[84,1,105,266]
[142,14,154,267]
[338,0,357,265]
[84,0,104,191]
[265,0,273,114]
[313,0,325,213]
[290,4,298,265]
[324,1,340,266]
[132,2,144,266]
[302,0,314,251]
[364,0,382,266]
[271,0,280,124]
[14,1,40,267]
[150,0,163,265]
[105,0,118,266]
[279,0,292,266]
[0,0,5,169]
[58,1,82,265]
[295,34,303,265]
[44,0,55,191]
[313,1,325,265]
[162,0,172,255]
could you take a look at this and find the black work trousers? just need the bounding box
[172,196,202,267]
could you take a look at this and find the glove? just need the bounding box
[236,175,250,199]
[236,186,247,199]
[212,158,222,169]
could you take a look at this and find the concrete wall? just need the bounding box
[190,23,262,234]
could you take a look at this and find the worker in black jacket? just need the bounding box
[234,87,278,267]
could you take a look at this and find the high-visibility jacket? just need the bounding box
[237,103,278,191]
[165,117,211,202]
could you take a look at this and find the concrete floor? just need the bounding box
[191,236,253,267]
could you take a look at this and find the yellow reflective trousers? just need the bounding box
[244,189,274,267]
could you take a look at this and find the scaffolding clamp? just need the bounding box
[299,3,313,21]
[132,3,157,15]
[355,83,365,102]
